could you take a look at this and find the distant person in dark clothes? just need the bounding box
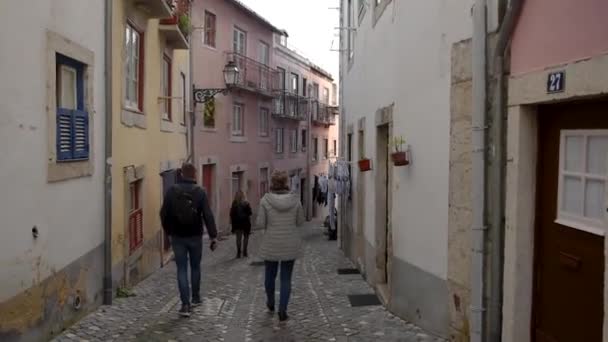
[230,190,252,258]
[160,163,218,317]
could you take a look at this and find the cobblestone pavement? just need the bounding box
[52,222,445,342]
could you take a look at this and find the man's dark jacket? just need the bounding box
[160,179,218,238]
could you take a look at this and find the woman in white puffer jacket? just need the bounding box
[256,170,305,322]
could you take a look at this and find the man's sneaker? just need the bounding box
[178,304,191,317]
[191,298,202,307]
[278,311,289,322]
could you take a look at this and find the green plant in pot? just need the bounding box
[390,136,409,166]
[178,14,191,38]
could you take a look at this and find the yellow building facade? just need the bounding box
[110,0,190,287]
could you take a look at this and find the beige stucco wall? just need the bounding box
[110,0,188,284]
[448,38,473,342]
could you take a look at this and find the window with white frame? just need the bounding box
[323,87,330,104]
[323,138,329,159]
[276,128,284,153]
[125,22,143,111]
[233,27,246,55]
[301,129,307,151]
[313,137,318,161]
[557,130,608,236]
[259,107,269,137]
[290,130,298,153]
[161,55,171,121]
[232,103,244,136]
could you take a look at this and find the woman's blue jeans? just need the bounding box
[264,260,295,313]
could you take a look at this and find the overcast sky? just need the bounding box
[238,0,341,79]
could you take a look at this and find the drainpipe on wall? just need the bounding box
[484,0,525,340]
[471,0,488,340]
[187,1,195,164]
[306,96,313,221]
[103,0,113,306]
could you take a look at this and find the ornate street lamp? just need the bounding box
[193,61,240,105]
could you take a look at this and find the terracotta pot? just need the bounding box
[391,151,409,166]
[160,15,178,25]
[358,159,372,172]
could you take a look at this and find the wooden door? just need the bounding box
[533,100,608,342]
[202,164,214,209]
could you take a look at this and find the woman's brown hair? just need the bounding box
[269,170,290,192]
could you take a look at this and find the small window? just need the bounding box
[233,27,246,55]
[313,137,319,161]
[203,98,215,128]
[301,129,307,151]
[277,67,286,91]
[312,83,320,99]
[161,55,172,121]
[291,73,299,94]
[302,78,308,97]
[56,54,89,161]
[129,180,143,254]
[324,138,329,159]
[556,130,608,236]
[179,72,186,125]
[323,87,330,104]
[204,11,216,47]
[259,107,269,137]
[125,22,144,111]
[333,139,337,157]
[258,41,269,66]
[290,130,298,153]
[232,103,244,136]
[276,128,284,153]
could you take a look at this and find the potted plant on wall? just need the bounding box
[390,136,409,166]
[358,157,372,172]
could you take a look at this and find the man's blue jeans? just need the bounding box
[264,260,295,313]
[171,236,203,306]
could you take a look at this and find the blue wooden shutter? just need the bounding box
[72,110,89,159]
[56,108,74,160]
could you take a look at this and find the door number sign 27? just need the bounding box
[547,71,565,93]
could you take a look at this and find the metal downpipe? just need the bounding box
[103,0,113,306]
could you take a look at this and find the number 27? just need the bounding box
[549,73,562,92]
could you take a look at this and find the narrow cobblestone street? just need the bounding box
[52,222,444,342]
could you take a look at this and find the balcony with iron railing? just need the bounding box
[272,91,309,121]
[311,100,337,126]
[226,52,277,98]
[159,0,189,49]
[133,0,173,18]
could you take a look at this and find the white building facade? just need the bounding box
[0,1,106,340]
[338,0,482,337]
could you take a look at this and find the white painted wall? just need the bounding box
[341,0,473,279]
[0,0,105,301]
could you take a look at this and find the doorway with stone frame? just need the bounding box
[375,112,393,304]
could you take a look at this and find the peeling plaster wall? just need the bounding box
[0,0,105,339]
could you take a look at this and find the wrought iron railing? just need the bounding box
[160,0,190,40]
[226,52,277,95]
[272,91,309,121]
[311,100,336,125]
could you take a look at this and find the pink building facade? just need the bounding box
[191,0,338,232]
[502,0,608,341]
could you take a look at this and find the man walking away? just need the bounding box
[161,163,218,317]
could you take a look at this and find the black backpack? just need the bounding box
[173,187,199,226]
